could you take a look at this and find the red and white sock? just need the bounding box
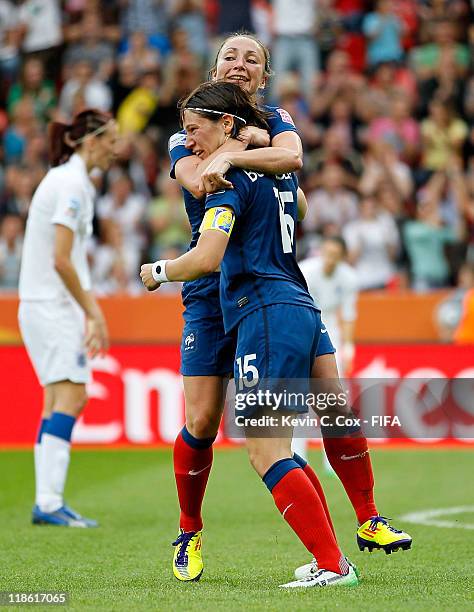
[323,435,378,524]
[263,459,347,574]
[173,427,215,532]
[292,452,336,537]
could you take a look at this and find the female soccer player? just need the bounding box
[168,32,411,583]
[18,109,118,527]
[166,32,309,582]
[142,80,359,589]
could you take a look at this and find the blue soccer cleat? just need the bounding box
[32,504,98,528]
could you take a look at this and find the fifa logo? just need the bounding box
[184,333,195,351]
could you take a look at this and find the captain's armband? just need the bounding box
[200,207,235,237]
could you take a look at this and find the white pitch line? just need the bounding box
[399,506,474,530]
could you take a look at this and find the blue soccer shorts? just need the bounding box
[180,314,235,376]
[233,303,322,415]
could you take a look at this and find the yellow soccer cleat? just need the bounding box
[172,529,204,581]
[357,516,412,554]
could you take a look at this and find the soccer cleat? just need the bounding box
[294,556,360,580]
[32,504,98,528]
[280,565,359,589]
[172,529,203,582]
[357,516,412,554]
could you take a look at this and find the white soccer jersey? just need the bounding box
[19,154,94,301]
[299,256,358,346]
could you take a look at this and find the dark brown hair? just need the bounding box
[48,109,111,167]
[208,31,273,82]
[179,81,270,138]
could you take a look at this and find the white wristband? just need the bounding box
[152,260,169,283]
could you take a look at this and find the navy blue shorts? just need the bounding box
[180,315,235,376]
[234,304,322,414]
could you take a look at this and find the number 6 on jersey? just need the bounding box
[274,188,295,254]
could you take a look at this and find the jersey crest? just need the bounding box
[276,108,295,126]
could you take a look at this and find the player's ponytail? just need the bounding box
[48,109,112,167]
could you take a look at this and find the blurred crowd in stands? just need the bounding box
[0,0,473,304]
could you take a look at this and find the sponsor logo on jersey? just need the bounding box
[184,332,195,351]
[66,198,81,218]
[77,352,86,367]
[168,132,187,151]
[276,108,295,126]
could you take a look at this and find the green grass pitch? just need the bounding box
[1,447,473,611]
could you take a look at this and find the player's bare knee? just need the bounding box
[186,413,220,439]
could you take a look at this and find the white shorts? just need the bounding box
[18,299,91,387]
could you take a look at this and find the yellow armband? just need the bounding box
[200,207,235,236]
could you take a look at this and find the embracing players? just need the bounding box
[156,32,412,584]
[142,80,359,588]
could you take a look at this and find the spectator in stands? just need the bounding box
[305,126,363,188]
[90,220,129,295]
[409,19,470,83]
[150,26,203,146]
[120,0,170,48]
[0,212,23,289]
[117,68,160,135]
[417,50,466,118]
[344,195,400,290]
[357,61,417,123]
[271,0,319,101]
[311,49,364,122]
[171,0,208,62]
[303,163,359,236]
[420,95,468,172]
[17,0,63,80]
[362,0,404,67]
[0,0,21,85]
[359,139,414,201]
[393,0,418,52]
[275,74,322,151]
[118,29,160,75]
[1,166,34,218]
[315,0,344,68]
[367,93,420,166]
[2,97,39,165]
[63,12,116,81]
[403,177,462,291]
[109,56,138,113]
[97,172,147,288]
[58,59,112,121]
[7,57,56,123]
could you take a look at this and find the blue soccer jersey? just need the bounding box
[204,169,318,333]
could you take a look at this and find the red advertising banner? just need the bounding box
[1,344,473,446]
